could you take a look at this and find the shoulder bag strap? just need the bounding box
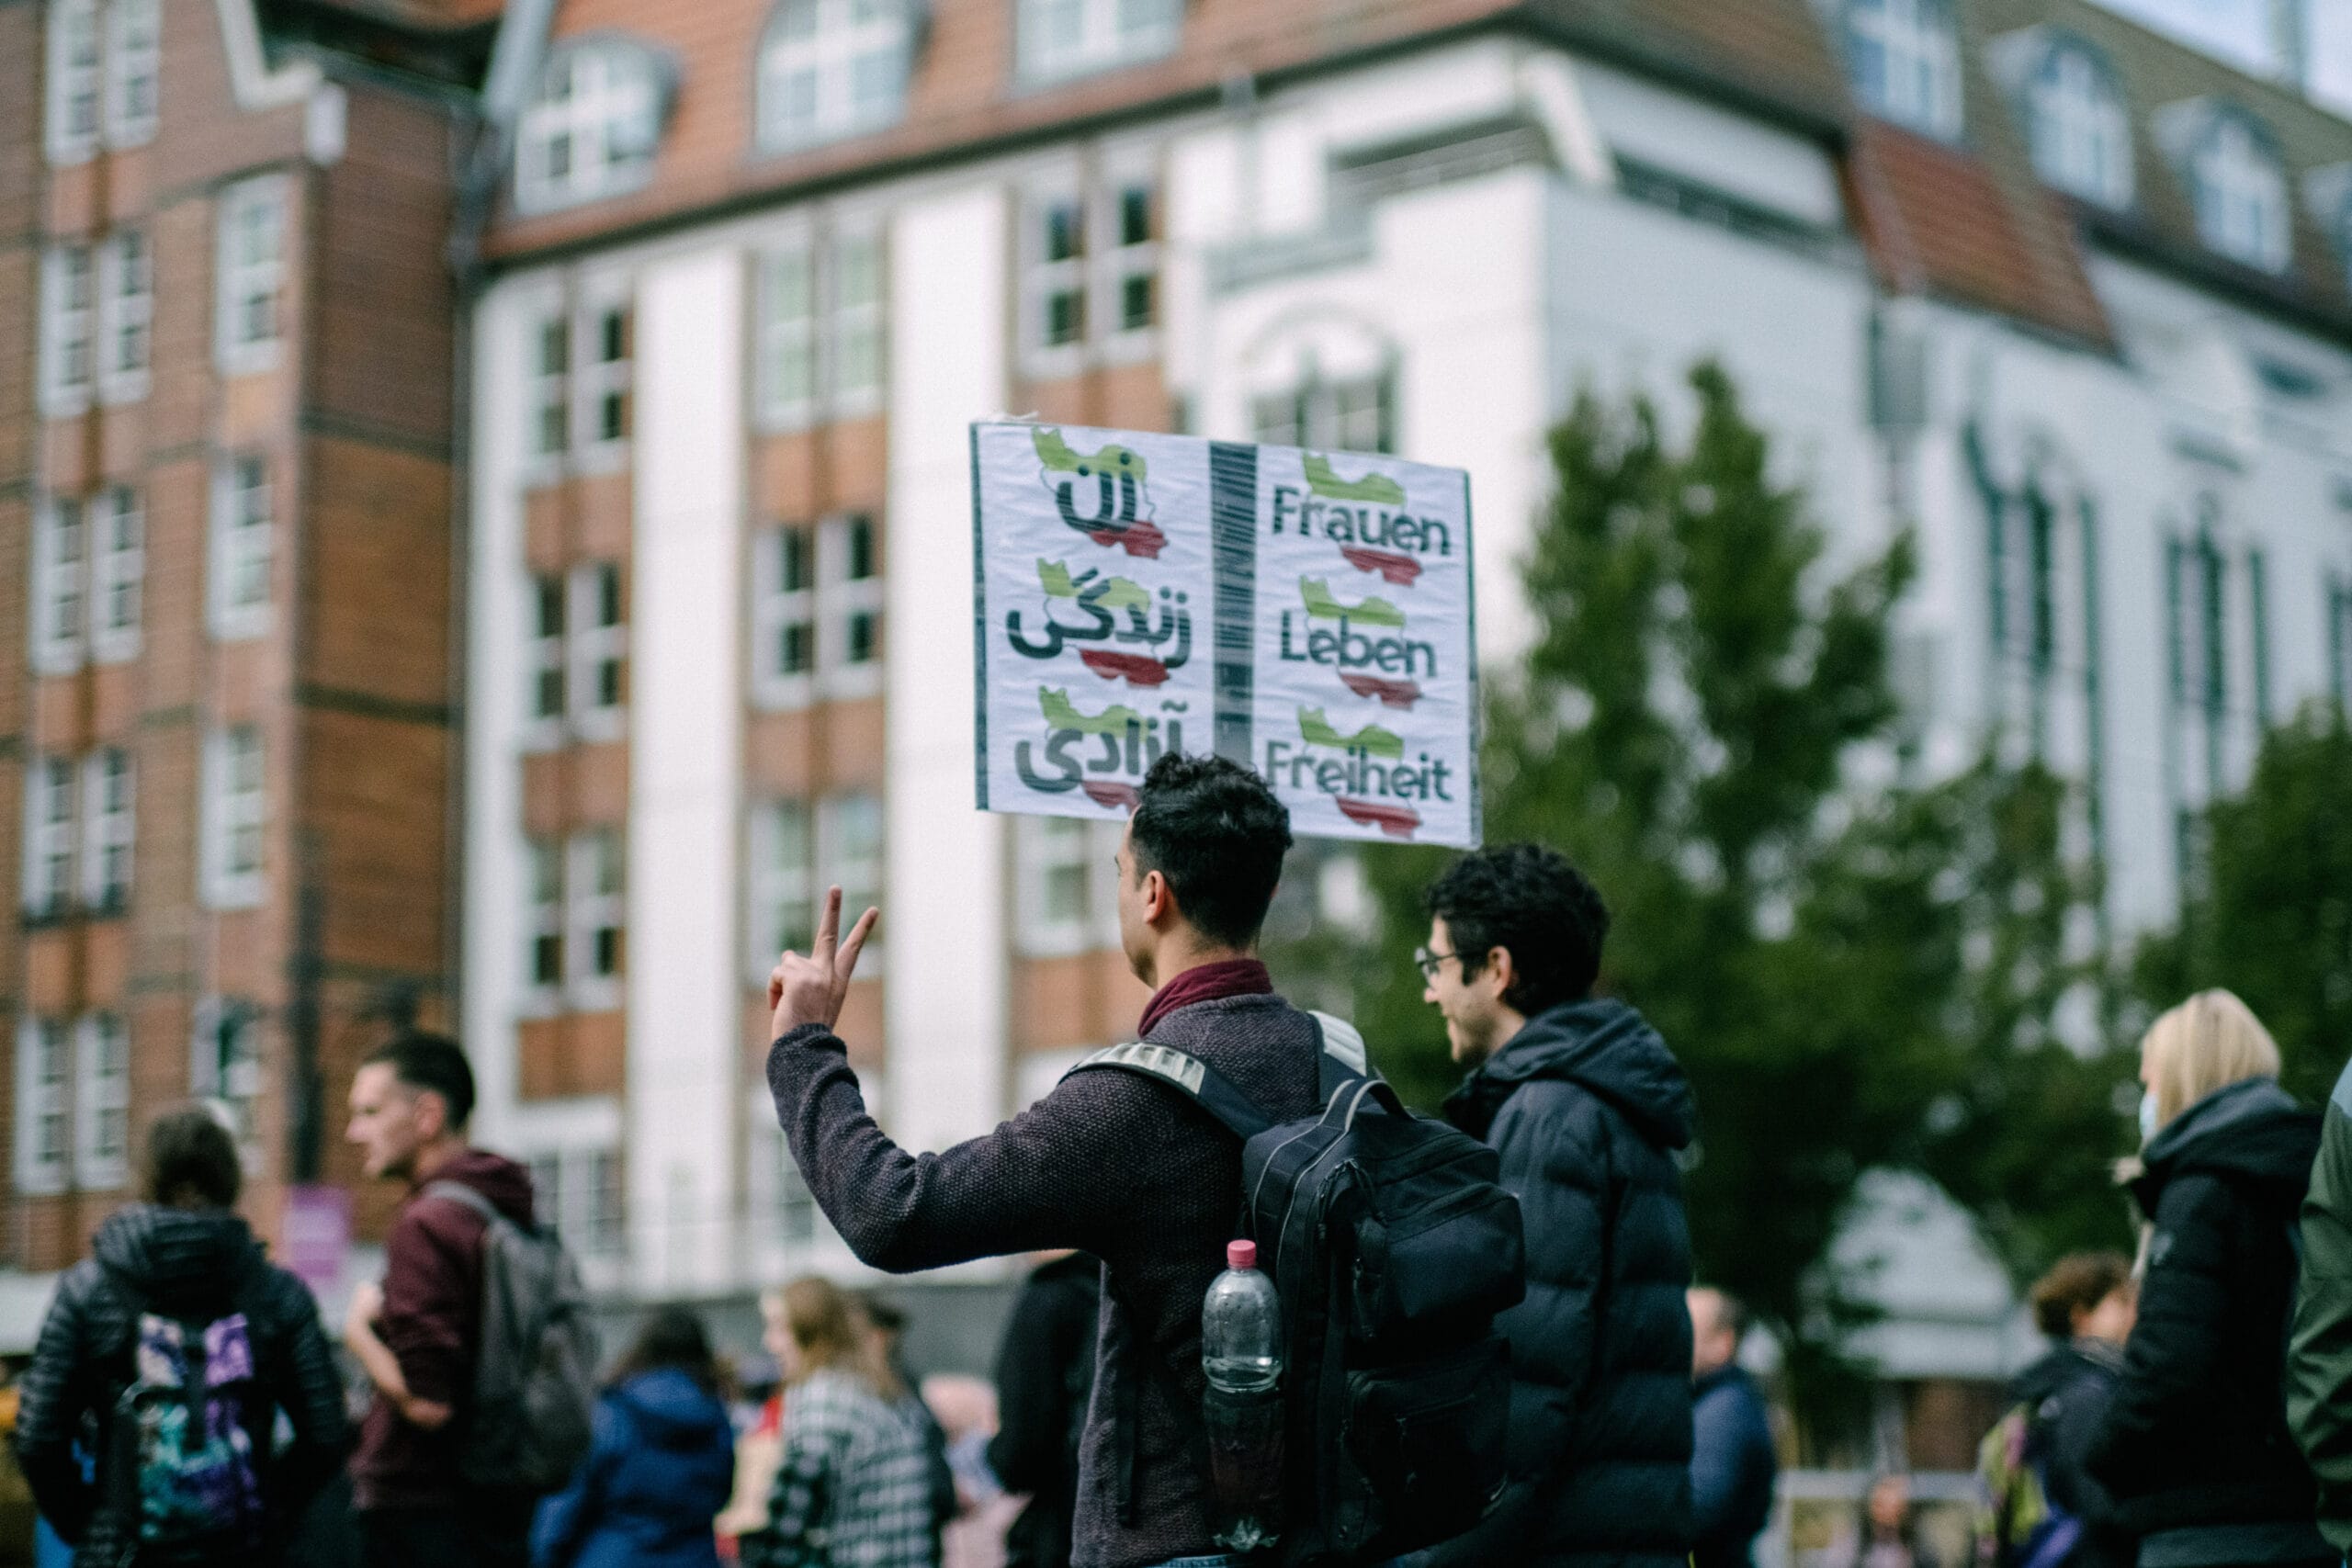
[1062,1043,1278,1141]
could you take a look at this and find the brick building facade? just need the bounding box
[0,0,488,1308]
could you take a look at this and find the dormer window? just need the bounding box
[2029,41,2132,208]
[2192,112,2290,274]
[516,39,669,216]
[1016,0,1179,85]
[1847,0,1962,140]
[756,0,914,154]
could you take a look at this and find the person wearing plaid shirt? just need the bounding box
[741,1279,938,1568]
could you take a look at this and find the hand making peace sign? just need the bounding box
[768,886,880,1040]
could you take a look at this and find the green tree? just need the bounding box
[1283,365,2132,1446]
[2134,706,2352,1102]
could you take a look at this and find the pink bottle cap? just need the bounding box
[1227,1240,1258,1270]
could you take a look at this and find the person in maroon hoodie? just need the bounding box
[343,1032,541,1568]
[767,752,1325,1568]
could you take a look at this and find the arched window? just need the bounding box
[2029,42,2132,208]
[1847,0,1962,140]
[757,0,913,154]
[515,39,668,215]
[1016,0,1179,84]
[2192,112,2290,273]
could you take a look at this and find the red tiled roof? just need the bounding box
[1847,120,2114,348]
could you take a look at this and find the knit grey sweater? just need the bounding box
[768,991,1325,1568]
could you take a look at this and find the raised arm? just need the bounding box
[765,888,1170,1271]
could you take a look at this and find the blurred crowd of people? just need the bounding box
[6,751,2352,1568]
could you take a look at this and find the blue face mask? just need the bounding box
[2139,1089,2160,1145]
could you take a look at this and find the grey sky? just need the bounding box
[2088,0,2352,114]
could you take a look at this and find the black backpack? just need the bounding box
[1069,1018,1525,1565]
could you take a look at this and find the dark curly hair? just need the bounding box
[1129,753,1293,950]
[1424,843,1610,1014]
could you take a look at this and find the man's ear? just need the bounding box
[1141,868,1172,926]
[413,1089,448,1141]
[1483,945,1517,999]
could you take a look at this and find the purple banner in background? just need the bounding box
[282,1184,352,1294]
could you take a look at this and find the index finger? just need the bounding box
[813,886,843,958]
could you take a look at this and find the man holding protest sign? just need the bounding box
[765,752,1324,1568]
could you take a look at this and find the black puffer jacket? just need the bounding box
[13,1204,352,1565]
[2007,1341,2129,1568]
[1425,998,1698,1568]
[2086,1078,2327,1568]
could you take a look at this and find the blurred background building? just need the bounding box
[3,0,2350,1474]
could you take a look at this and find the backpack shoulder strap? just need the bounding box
[1063,1043,1276,1140]
[422,1179,513,1232]
[1309,1011,1370,1099]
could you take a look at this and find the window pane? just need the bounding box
[845,517,876,581]
[1045,200,1084,263]
[1118,186,1152,246]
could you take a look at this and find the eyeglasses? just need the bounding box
[1413,945,1462,981]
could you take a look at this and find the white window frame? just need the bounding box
[75,1012,130,1190]
[819,792,884,975]
[1847,0,1962,140]
[80,748,134,912]
[1023,164,1159,370]
[1014,815,1098,957]
[830,228,887,412]
[103,0,159,148]
[215,175,287,376]
[571,296,632,465]
[1251,370,1395,454]
[190,998,265,1151]
[819,513,884,699]
[746,798,816,982]
[2194,114,2290,274]
[567,562,627,741]
[565,829,625,1010]
[522,574,568,750]
[209,454,275,641]
[1016,0,1180,85]
[755,0,913,154]
[45,0,103,164]
[97,228,152,404]
[758,242,821,427]
[2030,44,2132,209]
[523,837,565,1014]
[750,525,819,709]
[16,1017,72,1195]
[91,485,143,663]
[514,41,664,216]
[40,243,96,416]
[22,755,77,919]
[200,726,266,911]
[1024,182,1089,367]
[755,226,887,430]
[30,494,87,675]
[1097,164,1158,348]
[527,307,571,466]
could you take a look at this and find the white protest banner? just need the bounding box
[972,421,1480,847]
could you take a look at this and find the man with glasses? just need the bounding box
[1410,843,1698,1568]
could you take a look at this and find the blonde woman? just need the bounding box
[738,1278,936,1568]
[2085,990,2327,1568]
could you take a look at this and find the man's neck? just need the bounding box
[1148,942,1255,992]
[410,1136,469,1186]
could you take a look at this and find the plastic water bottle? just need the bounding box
[1202,1238,1283,1551]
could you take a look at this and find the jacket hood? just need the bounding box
[1447,997,1695,1150]
[2134,1077,2320,1208]
[418,1146,537,1224]
[92,1204,266,1313]
[611,1368,731,1449]
[2010,1339,2122,1405]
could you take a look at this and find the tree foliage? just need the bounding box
[1284,365,2134,1446]
[2133,706,2352,1104]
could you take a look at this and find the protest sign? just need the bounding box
[971,421,1480,846]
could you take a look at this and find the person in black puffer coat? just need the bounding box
[14,1104,351,1566]
[1415,844,1696,1568]
[2086,990,2328,1568]
[1995,1253,2136,1568]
